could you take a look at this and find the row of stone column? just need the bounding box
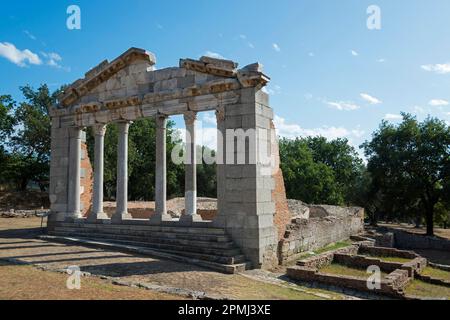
[66,111,201,224]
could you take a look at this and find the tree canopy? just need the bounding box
[362,113,450,235]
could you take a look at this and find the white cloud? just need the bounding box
[429,99,449,106]
[262,85,281,95]
[351,50,359,56]
[421,63,450,74]
[360,93,382,105]
[377,58,385,63]
[273,115,364,141]
[384,114,403,120]
[0,42,42,67]
[325,100,361,111]
[202,112,217,125]
[24,30,36,40]
[272,43,281,52]
[204,51,225,60]
[413,106,426,114]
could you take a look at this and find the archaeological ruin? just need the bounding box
[46,48,364,273]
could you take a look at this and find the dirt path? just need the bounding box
[0,217,348,300]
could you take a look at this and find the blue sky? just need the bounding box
[1,0,450,157]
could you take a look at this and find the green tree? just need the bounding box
[279,138,343,204]
[362,113,450,236]
[305,136,365,205]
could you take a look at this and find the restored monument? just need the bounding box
[47,48,364,273]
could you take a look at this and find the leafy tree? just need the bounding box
[362,114,450,236]
[279,138,343,204]
[304,137,365,205]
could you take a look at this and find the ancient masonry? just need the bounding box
[47,48,364,272]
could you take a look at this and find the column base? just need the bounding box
[178,214,203,226]
[87,212,109,223]
[65,212,81,222]
[149,214,173,225]
[111,213,133,223]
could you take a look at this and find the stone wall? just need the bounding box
[279,206,364,264]
[270,122,291,241]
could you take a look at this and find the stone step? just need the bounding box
[50,231,242,257]
[52,228,235,250]
[39,235,250,274]
[54,222,227,236]
[52,226,230,243]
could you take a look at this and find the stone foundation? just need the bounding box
[279,205,365,264]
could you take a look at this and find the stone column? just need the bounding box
[67,127,82,220]
[180,111,201,225]
[150,115,172,224]
[88,124,108,222]
[112,121,132,223]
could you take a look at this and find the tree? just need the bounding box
[279,138,344,204]
[362,113,450,236]
[7,85,61,191]
[86,118,185,201]
[304,137,365,205]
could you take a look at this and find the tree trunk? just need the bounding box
[425,207,434,236]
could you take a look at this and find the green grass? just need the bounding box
[421,267,450,282]
[320,263,387,279]
[298,241,353,259]
[404,280,450,299]
[364,255,413,264]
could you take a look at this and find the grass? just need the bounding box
[404,280,450,299]
[0,262,183,300]
[364,255,413,264]
[298,241,353,259]
[421,267,450,282]
[320,263,387,279]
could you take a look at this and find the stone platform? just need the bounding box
[46,219,251,274]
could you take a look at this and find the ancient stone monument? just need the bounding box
[47,48,364,273]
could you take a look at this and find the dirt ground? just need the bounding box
[378,223,450,240]
[0,217,347,300]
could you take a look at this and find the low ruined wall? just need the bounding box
[279,206,364,264]
[390,229,450,251]
[287,266,406,297]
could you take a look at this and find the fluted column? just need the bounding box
[150,115,171,224]
[180,111,202,225]
[112,121,132,222]
[67,127,82,220]
[88,124,108,222]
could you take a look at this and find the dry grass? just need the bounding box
[421,267,450,282]
[0,261,183,300]
[364,255,412,264]
[405,280,450,299]
[320,263,387,279]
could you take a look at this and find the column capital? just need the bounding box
[93,124,107,136]
[156,114,168,128]
[116,121,132,134]
[183,111,197,125]
[68,126,83,139]
[215,106,225,123]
